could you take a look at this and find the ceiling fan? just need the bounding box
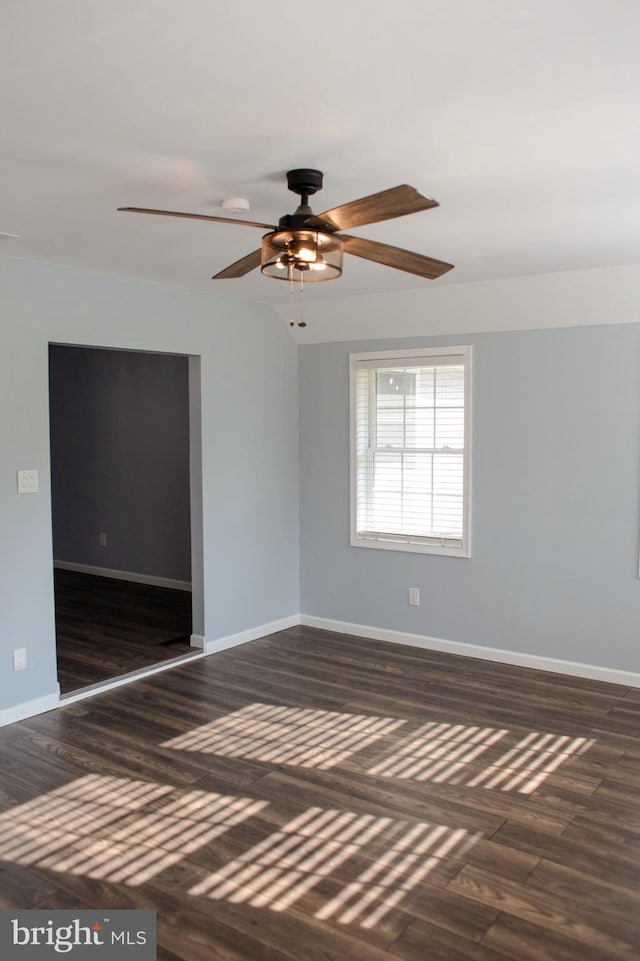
[118,168,454,285]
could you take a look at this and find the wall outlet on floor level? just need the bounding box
[13,647,28,671]
[408,588,420,607]
[99,532,107,547]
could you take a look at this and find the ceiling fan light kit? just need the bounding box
[261,169,342,282]
[261,228,343,281]
[118,167,454,288]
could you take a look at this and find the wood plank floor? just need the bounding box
[54,569,194,693]
[1,625,639,960]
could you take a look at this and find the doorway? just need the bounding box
[48,344,204,694]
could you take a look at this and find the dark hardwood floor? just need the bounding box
[54,569,194,693]
[1,625,639,960]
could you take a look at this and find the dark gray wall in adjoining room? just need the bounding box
[49,344,191,582]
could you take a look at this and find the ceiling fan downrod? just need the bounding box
[279,169,325,226]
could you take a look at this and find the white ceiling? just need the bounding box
[2,0,640,307]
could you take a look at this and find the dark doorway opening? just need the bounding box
[49,344,200,695]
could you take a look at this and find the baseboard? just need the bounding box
[300,615,640,689]
[0,691,60,728]
[0,616,299,727]
[58,650,205,707]
[9,612,634,729]
[53,560,191,592]
[205,614,301,655]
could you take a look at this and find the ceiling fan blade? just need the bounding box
[118,207,276,230]
[341,235,454,279]
[212,248,263,279]
[304,185,438,232]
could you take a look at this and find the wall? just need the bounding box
[0,258,299,717]
[299,324,640,675]
[49,345,191,583]
[4,251,640,721]
[283,262,640,343]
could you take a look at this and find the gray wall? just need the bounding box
[0,258,299,714]
[49,345,191,582]
[4,250,640,718]
[299,326,640,674]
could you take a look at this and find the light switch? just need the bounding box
[17,470,39,494]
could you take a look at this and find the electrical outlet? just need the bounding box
[13,647,27,671]
[408,588,420,607]
[99,532,107,547]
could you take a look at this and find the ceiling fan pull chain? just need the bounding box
[298,276,306,327]
[288,269,295,326]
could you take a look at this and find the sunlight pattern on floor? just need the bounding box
[161,702,406,769]
[0,774,266,886]
[189,805,478,927]
[367,722,594,794]
[368,721,508,782]
[465,731,595,794]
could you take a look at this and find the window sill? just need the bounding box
[350,535,470,558]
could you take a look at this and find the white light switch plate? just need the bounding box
[17,469,39,494]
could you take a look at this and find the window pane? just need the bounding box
[376,370,414,407]
[432,495,463,537]
[376,408,405,448]
[402,452,432,494]
[435,365,464,406]
[402,493,432,535]
[433,452,464,498]
[408,368,435,407]
[434,407,464,449]
[405,408,435,448]
[372,451,402,492]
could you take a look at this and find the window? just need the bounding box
[350,346,471,556]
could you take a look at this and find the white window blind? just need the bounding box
[350,347,471,556]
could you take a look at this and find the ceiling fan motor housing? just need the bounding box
[278,169,327,228]
[286,168,324,197]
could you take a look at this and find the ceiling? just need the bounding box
[2,0,640,307]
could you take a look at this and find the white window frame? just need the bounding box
[349,346,471,557]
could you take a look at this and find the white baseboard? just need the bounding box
[300,615,640,689]
[57,651,206,707]
[54,560,191,592]
[0,691,60,728]
[1,615,299,726]
[205,614,301,655]
[8,611,635,729]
